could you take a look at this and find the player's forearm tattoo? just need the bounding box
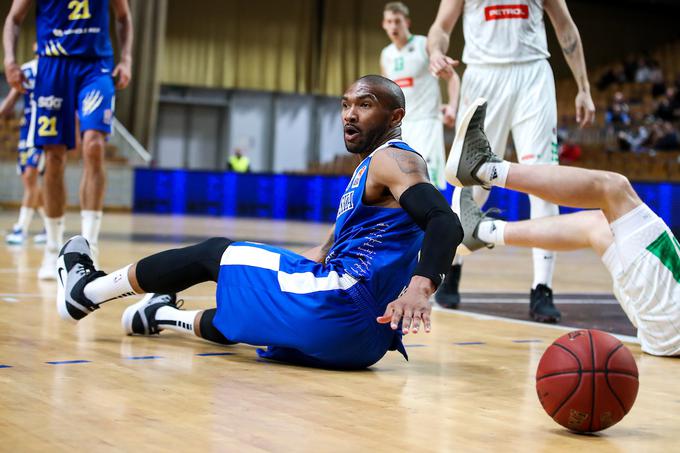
[389,149,427,176]
[561,33,578,56]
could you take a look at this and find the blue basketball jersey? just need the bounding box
[19,59,38,149]
[36,0,113,58]
[327,141,425,304]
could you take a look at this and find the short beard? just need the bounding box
[345,125,390,155]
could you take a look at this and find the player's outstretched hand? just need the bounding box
[575,91,595,128]
[113,59,132,90]
[4,62,26,93]
[377,276,433,334]
[429,51,459,80]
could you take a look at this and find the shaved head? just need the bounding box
[353,75,406,111]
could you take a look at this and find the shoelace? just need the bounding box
[155,294,184,309]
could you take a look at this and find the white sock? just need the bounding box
[16,206,35,234]
[84,264,136,304]
[155,305,200,336]
[476,161,510,187]
[44,216,65,252]
[532,249,556,289]
[81,210,103,246]
[452,254,464,266]
[476,219,506,246]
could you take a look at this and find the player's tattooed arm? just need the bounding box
[302,226,335,263]
[371,148,430,202]
[545,0,595,127]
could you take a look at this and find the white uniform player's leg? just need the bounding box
[401,118,447,190]
[510,60,560,322]
[436,65,513,308]
[603,205,680,356]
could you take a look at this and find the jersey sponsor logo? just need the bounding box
[38,96,63,110]
[82,90,104,116]
[351,166,366,188]
[484,4,529,21]
[336,191,355,218]
[393,77,414,88]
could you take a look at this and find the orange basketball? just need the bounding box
[535,329,639,433]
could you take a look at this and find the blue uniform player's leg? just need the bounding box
[56,237,404,370]
[33,57,76,279]
[77,58,116,266]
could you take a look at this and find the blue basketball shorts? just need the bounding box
[33,56,115,150]
[213,242,407,369]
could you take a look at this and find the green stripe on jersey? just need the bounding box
[647,231,680,283]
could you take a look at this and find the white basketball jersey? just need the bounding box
[462,0,550,64]
[381,35,441,121]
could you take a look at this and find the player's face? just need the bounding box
[341,83,395,154]
[382,11,410,43]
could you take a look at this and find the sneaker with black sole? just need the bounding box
[445,97,503,188]
[122,293,181,335]
[451,187,497,255]
[434,264,462,309]
[529,284,561,323]
[56,236,106,321]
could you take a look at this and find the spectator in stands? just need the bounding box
[651,121,680,151]
[597,63,626,91]
[649,61,666,97]
[618,123,650,153]
[655,87,680,122]
[227,148,251,173]
[622,54,638,82]
[605,91,631,130]
[634,57,652,83]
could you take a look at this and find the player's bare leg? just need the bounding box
[39,145,67,280]
[80,130,107,266]
[6,166,41,245]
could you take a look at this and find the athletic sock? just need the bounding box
[155,305,200,336]
[475,161,510,187]
[16,206,35,234]
[44,216,65,252]
[476,219,506,246]
[81,210,103,246]
[83,264,137,304]
[532,249,555,289]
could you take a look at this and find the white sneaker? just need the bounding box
[38,248,58,280]
[5,227,25,245]
[33,230,47,244]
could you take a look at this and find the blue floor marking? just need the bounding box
[195,352,234,357]
[404,344,427,348]
[512,339,543,343]
[0,364,11,369]
[454,341,485,346]
[46,360,91,365]
[125,355,163,360]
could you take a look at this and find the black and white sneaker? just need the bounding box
[529,284,561,323]
[121,293,181,335]
[56,236,106,321]
[445,97,502,188]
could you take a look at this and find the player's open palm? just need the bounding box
[575,91,595,128]
[377,284,432,334]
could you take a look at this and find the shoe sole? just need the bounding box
[530,312,561,324]
[445,97,487,187]
[55,254,75,322]
[451,188,472,256]
[121,293,155,335]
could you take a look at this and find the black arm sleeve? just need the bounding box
[399,183,464,288]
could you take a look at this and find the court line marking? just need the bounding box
[435,306,640,345]
[512,339,543,343]
[195,352,234,356]
[125,356,163,360]
[404,344,427,348]
[45,360,91,365]
[0,365,11,369]
[454,341,486,346]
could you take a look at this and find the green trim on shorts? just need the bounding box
[647,231,680,284]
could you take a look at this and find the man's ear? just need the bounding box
[391,108,406,127]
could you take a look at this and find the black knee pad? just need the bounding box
[199,308,236,345]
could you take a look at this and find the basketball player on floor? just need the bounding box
[0,54,47,245]
[54,76,464,370]
[449,98,679,356]
[427,0,596,322]
[3,0,133,279]
[380,1,459,190]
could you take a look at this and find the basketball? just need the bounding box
[536,329,639,433]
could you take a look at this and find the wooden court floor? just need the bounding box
[1,212,678,452]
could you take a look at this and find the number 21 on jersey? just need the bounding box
[68,0,91,20]
[38,116,58,137]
